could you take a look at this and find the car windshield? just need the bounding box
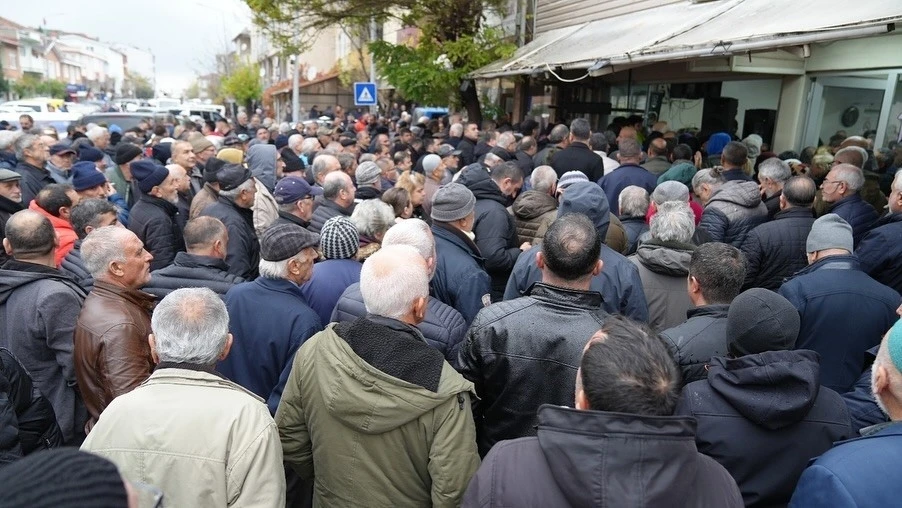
[81,114,169,132]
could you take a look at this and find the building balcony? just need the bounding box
[20,58,45,75]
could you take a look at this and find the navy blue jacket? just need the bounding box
[299,258,361,327]
[504,243,648,322]
[200,196,259,279]
[330,282,467,368]
[779,255,900,392]
[598,164,657,212]
[219,277,323,414]
[841,346,888,434]
[790,423,902,507]
[619,216,648,255]
[457,167,520,301]
[828,193,878,247]
[430,223,492,325]
[856,212,902,293]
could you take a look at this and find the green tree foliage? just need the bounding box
[243,0,513,122]
[131,74,155,99]
[11,74,67,99]
[221,62,262,113]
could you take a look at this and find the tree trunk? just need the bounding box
[460,79,481,125]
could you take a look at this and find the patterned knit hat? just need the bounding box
[557,170,589,191]
[320,216,359,260]
[0,448,129,507]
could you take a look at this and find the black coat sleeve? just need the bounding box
[0,349,63,456]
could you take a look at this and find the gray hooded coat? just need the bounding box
[629,239,695,331]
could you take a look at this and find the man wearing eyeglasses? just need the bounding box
[273,175,322,229]
[820,163,878,247]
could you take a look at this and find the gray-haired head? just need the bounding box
[691,167,725,192]
[652,181,690,205]
[151,288,230,365]
[549,124,570,144]
[757,158,791,184]
[650,201,695,244]
[350,199,395,239]
[360,245,429,320]
[530,165,558,194]
[617,138,642,161]
[618,186,650,218]
[81,226,134,278]
[829,163,865,192]
[382,218,436,278]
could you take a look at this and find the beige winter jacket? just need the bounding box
[82,366,285,507]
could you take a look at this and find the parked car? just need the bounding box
[77,111,176,132]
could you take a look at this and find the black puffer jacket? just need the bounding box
[308,198,353,234]
[698,181,768,247]
[660,305,730,386]
[740,207,815,290]
[828,193,878,247]
[200,196,260,280]
[127,195,185,271]
[330,282,467,368]
[143,252,244,299]
[458,167,521,301]
[676,350,852,507]
[59,240,94,292]
[462,405,743,507]
[0,348,64,465]
[458,283,608,456]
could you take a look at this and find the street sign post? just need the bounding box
[354,82,377,107]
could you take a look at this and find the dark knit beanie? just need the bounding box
[113,143,142,165]
[130,159,170,193]
[727,288,801,357]
[0,448,129,507]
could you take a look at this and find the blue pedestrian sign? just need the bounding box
[354,82,377,106]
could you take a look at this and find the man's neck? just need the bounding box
[722,165,742,172]
[14,256,56,269]
[541,272,592,292]
[94,276,135,290]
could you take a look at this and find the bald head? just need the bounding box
[3,210,56,260]
[834,146,866,168]
[617,138,642,162]
[531,165,558,194]
[360,245,429,322]
[648,137,668,157]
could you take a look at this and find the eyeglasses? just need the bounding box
[822,180,843,188]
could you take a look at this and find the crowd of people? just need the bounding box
[0,106,901,507]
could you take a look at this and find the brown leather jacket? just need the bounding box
[74,280,156,432]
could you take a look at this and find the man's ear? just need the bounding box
[218,333,234,361]
[873,362,889,397]
[591,259,603,276]
[575,387,589,410]
[536,251,545,270]
[148,334,160,364]
[2,238,10,256]
[688,274,700,294]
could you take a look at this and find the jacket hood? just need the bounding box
[537,405,704,507]
[706,349,821,430]
[512,190,557,220]
[635,240,694,276]
[316,325,473,434]
[456,165,507,205]
[708,180,763,209]
[0,260,83,304]
[245,144,277,191]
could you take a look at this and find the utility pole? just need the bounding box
[369,19,378,115]
[291,54,300,125]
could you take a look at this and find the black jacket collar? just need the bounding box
[526,282,603,310]
[172,252,229,271]
[774,207,815,220]
[139,194,179,215]
[277,211,310,228]
[0,195,24,214]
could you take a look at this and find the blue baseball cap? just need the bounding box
[274,175,322,205]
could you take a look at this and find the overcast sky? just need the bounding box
[4,0,252,94]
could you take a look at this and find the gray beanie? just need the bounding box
[431,183,476,222]
[558,170,589,191]
[728,288,801,357]
[355,161,381,186]
[806,213,853,253]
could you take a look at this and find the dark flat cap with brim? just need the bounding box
[217,163,253,191]
[260,223,320,261]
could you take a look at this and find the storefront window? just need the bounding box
[882,74,902,148]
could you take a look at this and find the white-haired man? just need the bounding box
[277,245,479,507]
[331,219,469,366]
[757,157,792,220]
[219,223,322,414]
[82,288,286,507]
[857,171,902,294]
[510,165,558,246]
[820,163,878,246]
[790,319,902,506]
[73,226,156,430]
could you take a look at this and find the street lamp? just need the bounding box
[291,54,299,125]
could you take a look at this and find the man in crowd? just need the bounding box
[200,163,259,279]
[757,157,792,219]
[741,175,816,290]
[661,242,745,385]
[719,142,753,182]
[220,224,322,414]
[457,122,479,168]
[332,219,468,367]
[74,226,156,430]
[618,185,650,255]
[273,175,321,229]
[14,134,53,205]
[790,319,902,506]
[513,136,536,178]
[458,162,529,301]
[857,170,902,294]
[677,288,851,506]
[60,198,119,292]
[189,135,216,195]
[277,245,480,507]
[28,183,79,266]
[0,210,88,444]
[298,216,361,326]
[309,171,355,233]
[460,214,608,456]
[462,316,743,507]
[642,137,672,176]
[779,214,900,392]
[533,124,568,168]
[143,217,244,299]
[82,288,285,506]
[820,163,878,246]
[599,138,657,207]
[0,169,24,266]
[430,183,492,325]
[128,160,185,270]
[629,201,695,331]
[505,181,649,322]
[309,153,341,191]
[695,167,768,247]
[107,143,142,208]
[354,161,382,201]
[510,165,558,246]
[45,143,76,184]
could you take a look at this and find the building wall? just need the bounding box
[535,0,682,34]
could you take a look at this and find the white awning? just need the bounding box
[471,0,902,79]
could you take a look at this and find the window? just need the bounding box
[7,49,16,69]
